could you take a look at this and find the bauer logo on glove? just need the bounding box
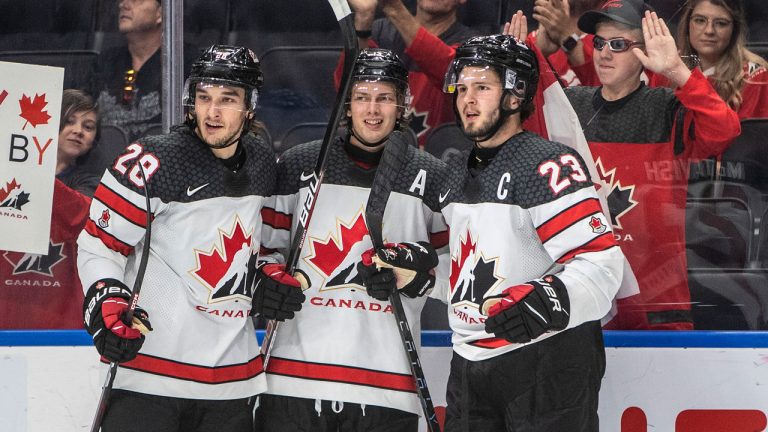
[358,241,438,299]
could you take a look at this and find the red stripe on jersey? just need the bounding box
[94,185,150,228]
[556,232,617,263]
[84,219,133,256]
[261,207,292,230]
[537,198,602,243]
[267,357,417,393]
[469,337,512,349]
[113,353,264,384]
[430,230,449,249]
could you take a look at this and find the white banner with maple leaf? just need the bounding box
[0,61,63,254]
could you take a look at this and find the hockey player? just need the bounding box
[77,45,305,432]
[437,34,625,431]
[257,48,447,431]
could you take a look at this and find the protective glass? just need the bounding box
[348,79,411,110]
[593,35,644,53]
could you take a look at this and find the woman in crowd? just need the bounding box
[675,0,768,119]
[56,89,101,196]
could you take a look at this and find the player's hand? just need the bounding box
[633,11,691,86]
[481,275,570,343]
[358,241,438,299]
[251,264,307,321]
[83,279,153,363]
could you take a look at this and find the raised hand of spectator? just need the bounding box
[633,11,691,87]
[533,0,575,49]
[502,10,528,43]
[349,0,378,33]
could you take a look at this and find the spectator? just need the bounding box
[259,48,447,432]
[438,33,623,430]
[56,89,101,196]
[77,45,303,431]
[675,0,768,119]
[531,2,741,329]
[532,0,604,86]
[90,0,194,143]
[0,180,90,329]
[337,0,477,147]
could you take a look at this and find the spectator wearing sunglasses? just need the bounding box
[558,0,741,330]
[89,0,195,145]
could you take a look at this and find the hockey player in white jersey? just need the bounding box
[77,45,304,432]
[437,34,624,431]
[257,48,448,431]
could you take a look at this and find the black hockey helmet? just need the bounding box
[443,34,538,106]
[183,44,263,112]
[350,48,411,108]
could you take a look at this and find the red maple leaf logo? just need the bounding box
[449,230,477,291]
[0,90,8,106]
[306,212,369,277]
[0,179,21,202]
[18,93,51,130]
[192,219,253,289]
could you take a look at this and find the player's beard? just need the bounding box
[461,109,500,141]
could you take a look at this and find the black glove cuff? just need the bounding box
[83,279,131,332]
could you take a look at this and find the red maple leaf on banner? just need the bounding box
[18,93,51,130]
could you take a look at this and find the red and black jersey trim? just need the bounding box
[84,220,133,256]
[261,207,292,231]
[556,232,617,264]
[105,353,264,384]
[469,337,512,349]
[430,230,449,249]
[536,197,602,243]
[266,356,417,394]
[94,185,152,229]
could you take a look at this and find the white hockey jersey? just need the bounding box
[437,131,624,361]
[77,126,275,399]
[260,136,448,415]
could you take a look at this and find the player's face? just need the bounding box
[688,1,733,66]
[118,0,161,34]
[58,110,98,164]
[193,84,249,149]
[347,81,401,149]
[593,22,644,90]
[454,66,507,140]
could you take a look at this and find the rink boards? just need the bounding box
[1,330,767,431]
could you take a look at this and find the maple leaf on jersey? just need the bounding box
[19,93,51,130]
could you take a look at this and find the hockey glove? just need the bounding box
[251,263,307,321]
[83,279,152,363]
[358,241,438,300]
[481,275,570,344]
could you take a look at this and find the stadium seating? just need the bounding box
[0,50,98,91]
[685,197,752,269]
[277,122,329,154]
[80,124,129,177]
[719,118,768,195]
[689,270,768,330]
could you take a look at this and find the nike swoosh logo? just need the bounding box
[186,183,209,196]
[439,189,451,203]
[299,171,316,182]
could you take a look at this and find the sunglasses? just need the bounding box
[122,69,137,105]
[593,36,644,53]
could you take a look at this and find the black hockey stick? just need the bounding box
[260,0,359,369]
[90,166,152,432]
[365,131,442,432]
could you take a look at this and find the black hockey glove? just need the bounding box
[357,241,438,300]
[83,279,152,363]
[481,275,570,344]
[251,263,307,321]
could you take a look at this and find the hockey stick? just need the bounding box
[260,0,359,369]
[90,166,152,432]
[365,131,442,432]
